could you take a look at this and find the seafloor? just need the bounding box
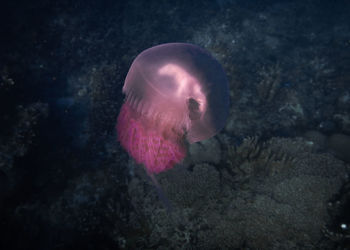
[0,0,349,249]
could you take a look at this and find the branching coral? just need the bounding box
[226,136,296,182]
[256,63,282,103]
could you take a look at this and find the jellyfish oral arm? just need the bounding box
[147,171,173,213]
[116,103,186,174]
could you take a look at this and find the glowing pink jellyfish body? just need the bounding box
[116,43,229,174]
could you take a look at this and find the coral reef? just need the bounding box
[48,167,129,233]
[0,102,48,179]
[126,136,349,249]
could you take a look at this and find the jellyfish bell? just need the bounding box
[117,43,229,174]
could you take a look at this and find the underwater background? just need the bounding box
[1,0,350,249]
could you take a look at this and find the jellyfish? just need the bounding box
[117,42,229,173]
[116,43,229,210]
